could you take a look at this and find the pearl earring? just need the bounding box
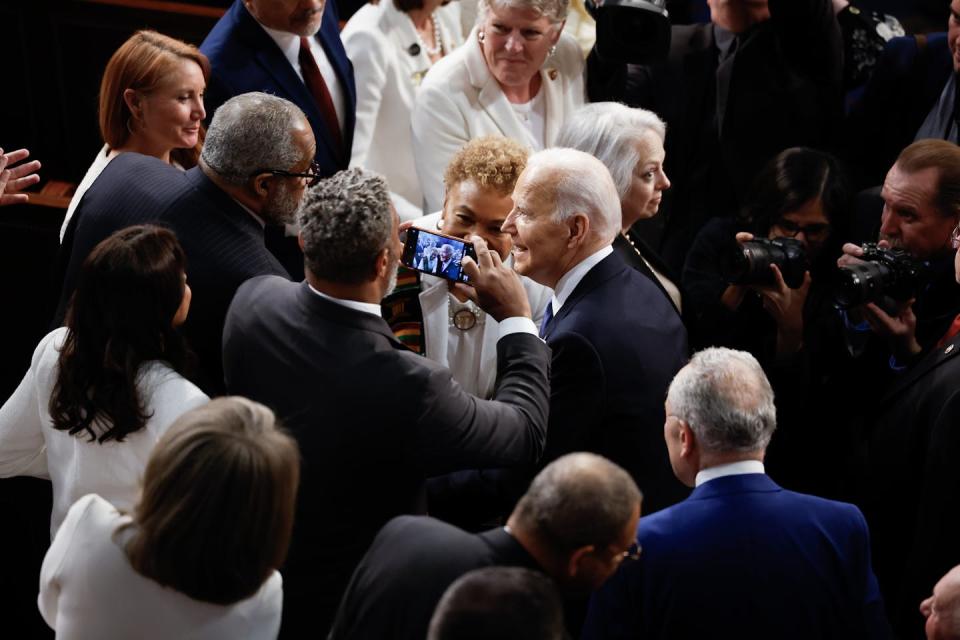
[478,30,486,44]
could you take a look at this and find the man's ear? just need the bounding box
[298,231,305,252]
[251,172,273,199]
[565,545,595,579]
[678,421,697,459]
[376,246,391,279]
[566,213,590,248]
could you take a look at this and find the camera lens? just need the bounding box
[834,262,890,308]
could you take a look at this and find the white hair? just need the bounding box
[556,102,667,202]
[666,348,777,454]
[478,0,569,25]
[525,148,621,243]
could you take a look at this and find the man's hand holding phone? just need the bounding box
[455,235,531,322]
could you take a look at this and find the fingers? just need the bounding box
[398,220,415,233]
[8,173,40,192]
[734,232,754,243]
[469,235,495,271]
[460,255,480,281]
[2,148,31,165]
[7,159,40,180]
[451,282,478,302]
[768,264,787,290]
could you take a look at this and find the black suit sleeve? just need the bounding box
[410,332,551,474]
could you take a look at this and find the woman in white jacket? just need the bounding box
[343,0,464,220]
[412,0,584,212]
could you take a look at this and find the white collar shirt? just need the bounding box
[695,460,765,487]
[551,245,613,314]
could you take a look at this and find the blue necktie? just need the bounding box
[539,301,554,338]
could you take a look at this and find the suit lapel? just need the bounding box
[315,0,357,154]
[543,253,627,341]
[878,334,960,409]
[540,57,567,145]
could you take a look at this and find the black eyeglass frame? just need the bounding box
[773,217,830,239]
[258,160,322,186]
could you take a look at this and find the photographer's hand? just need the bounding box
[0,148,41,206]
[862,298,922,361]
[455,235,531,322]
[754,264,810,355]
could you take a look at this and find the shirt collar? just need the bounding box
[307,284,383,317]
[230,197,265,228]
[551,246,613,314]
[695,460,765,487]
[257,21,302,71]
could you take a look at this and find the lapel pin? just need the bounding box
[408,43,421,56]
[946,344,955,355]
[548,69,558,80]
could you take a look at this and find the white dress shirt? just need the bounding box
[551,245,614,314]
[258,23,347,136]
[695,460,766,487]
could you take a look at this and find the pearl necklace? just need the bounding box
[414,13,444,58]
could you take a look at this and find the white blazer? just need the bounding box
[411,27,585,212]
[413,212,553,398]
[342,1,464,220]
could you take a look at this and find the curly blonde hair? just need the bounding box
[443,136,530,196]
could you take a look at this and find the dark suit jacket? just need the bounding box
[54,153,288,395]
[200,0,356,176]
[434,258,460,281]
[612,231,685,325]
[221,277,550,635]
[583,473,891,639]
[588,0,842,273]
[845,33,952,188]
[857,332,960,640]
[543,252,689,515]
[328,515,538,640]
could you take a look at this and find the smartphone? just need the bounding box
[401,227,477,283]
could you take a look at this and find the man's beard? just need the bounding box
[383,262,399,298]
[262,181,301,226]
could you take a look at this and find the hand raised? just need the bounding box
[454,235,531,322]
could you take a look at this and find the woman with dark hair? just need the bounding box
[39,396,299,638]
[682,147,852,495]
[60,31,209,241]
[0,225,208,537]
[683,147,850,358]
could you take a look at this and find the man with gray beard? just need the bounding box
[222,167,551,637]
[55,92,314,394]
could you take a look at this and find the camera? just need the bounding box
[586,0,672,64]
[722,237,808,289]
[834,243,927,308]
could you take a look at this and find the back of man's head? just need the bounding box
[895,140,960,219]
[426,567,565,640]
[667,347,776,455]
[923,564,960,640]
[511,452,641,562]
[299,168,392,284]
[201,92,309,185]
[525,148,621,245]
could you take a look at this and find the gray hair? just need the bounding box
[298,168,393,283]
[512,453,641,552]
[201,92,307,185]
[427,568,565,640]
[556,103,667,202]
[667,348,777,454]
[525,148,621,243]
[479,0,569,26]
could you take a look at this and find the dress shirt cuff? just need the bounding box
[498,316,539,340]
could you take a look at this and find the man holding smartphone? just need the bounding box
[222,166,551,637]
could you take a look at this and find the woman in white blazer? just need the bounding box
[400,136,551,398]
[411,0,585,212]
[343,0,464,221]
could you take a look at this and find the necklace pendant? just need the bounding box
[452,308,478,331]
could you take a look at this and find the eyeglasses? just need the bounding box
[952,223,960,249]
[260,160,321,186]
[775,218,830,239]
[619,541,642,562]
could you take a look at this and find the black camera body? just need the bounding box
[586,0,672,64]
[722,237,809,290]
[834,243,927,308]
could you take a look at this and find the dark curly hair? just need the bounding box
[50,225,190,443]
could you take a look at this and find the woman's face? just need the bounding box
[621,130,670,230]
[479,3,562,92]
[172,273,192,328]
[767,197,831,259]
[128,58,206,158]
[442,178,515,259]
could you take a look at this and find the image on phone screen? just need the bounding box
[401,227,477,283]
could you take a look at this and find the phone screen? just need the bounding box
[401,227,477,283]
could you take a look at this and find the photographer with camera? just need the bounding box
[841,139,960,640]
[681,148,850,495]
[837,140,960,366]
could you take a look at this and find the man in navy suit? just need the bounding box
[56,93,314,394]
[201,0,356,178]
[502,148,689,516]
[581,347,891,639]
